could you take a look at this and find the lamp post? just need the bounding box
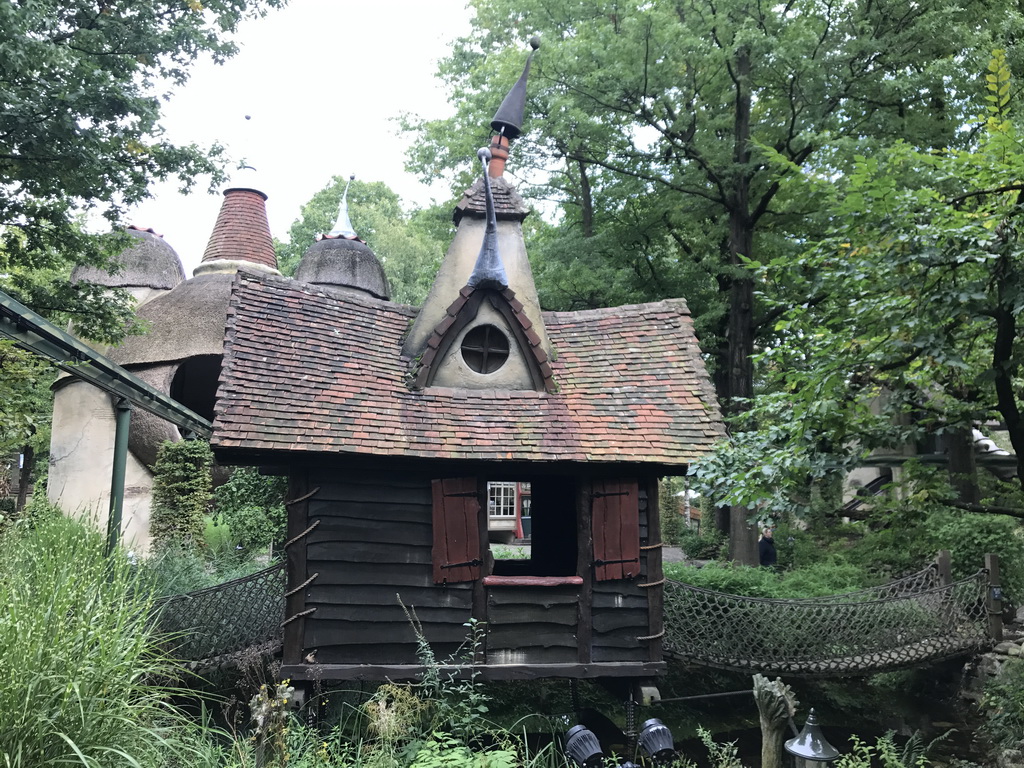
[785,709,840,766]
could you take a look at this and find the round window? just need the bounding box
[460,324,510,374]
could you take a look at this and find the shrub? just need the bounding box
[150,439,212,551]
[213,466,287,552]
[0,514,198,766]
[676,525,727,560]
[665,559,874,599]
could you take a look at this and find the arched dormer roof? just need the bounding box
[411,285,555,393]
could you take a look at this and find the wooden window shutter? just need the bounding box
[591,479,640,581]
[432,478,482,584]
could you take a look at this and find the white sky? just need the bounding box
[129,0,473,275]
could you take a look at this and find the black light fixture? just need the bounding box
[638,718,678,765]
[785,709,841,763]
[565,724,605,768]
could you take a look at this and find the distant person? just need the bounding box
[758,527,777,569]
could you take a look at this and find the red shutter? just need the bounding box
[591,479,640,581]
[432,478,482,584]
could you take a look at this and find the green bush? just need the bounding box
[0,514,199,766]
[982,657,1024,749]
[213,467,287,552]
[676,525,727,560]
[665,559,874,599]
[150,439,212,551]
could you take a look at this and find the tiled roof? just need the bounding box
[201,188,277,270]
[212,273,725,466]
[453,176,529,225]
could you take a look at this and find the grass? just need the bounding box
[0,511,215,767]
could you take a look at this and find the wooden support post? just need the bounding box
[106,398,131,556]
[936,550,952,587]
[985,553,1003,643]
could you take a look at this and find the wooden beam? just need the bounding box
[279,661,667,682]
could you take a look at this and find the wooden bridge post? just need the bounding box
[936,550,952,587]
[986,553,1004,643]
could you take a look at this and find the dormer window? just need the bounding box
[461,324,510,374]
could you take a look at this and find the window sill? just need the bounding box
[483,576,583,587]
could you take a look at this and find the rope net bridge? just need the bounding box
[152,563,285,664]
[662,563,994,676]
[151,559,995,677]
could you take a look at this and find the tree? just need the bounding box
[0,0,286,341]
[276,177,448,305]
[406,0,1018,561]
[691,50,1024,518]
[0,343,52,511]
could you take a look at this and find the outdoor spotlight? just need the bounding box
[565,724,605,768]
[637,718,678,765]
[784,709,841,763]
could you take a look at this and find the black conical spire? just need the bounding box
[490,37,540,140]
[467,148,508,291]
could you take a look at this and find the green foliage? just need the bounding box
[275,177,448,305]
[694,49,1024,517]
[0,513,198,766]
[674,526,728,561]
[0,0,285,343]
[214,467,287,552]
[0,342,53,457]
[140,542,271,598]
[150,439,212,551]
[834,732,938,768]
[665,560,874,599]
[982,657,1024,749]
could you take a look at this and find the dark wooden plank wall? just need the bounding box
[303,472,473,665]
[485,586,580,665]
[590,487,652,662]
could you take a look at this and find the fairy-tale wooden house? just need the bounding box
[209,45,724,686]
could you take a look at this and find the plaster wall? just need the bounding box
[403,217,551,356]
[429,301,536,390]
[48,380,155,553]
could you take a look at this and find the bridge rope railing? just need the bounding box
[152,562,285,662]
[662,569,992,677]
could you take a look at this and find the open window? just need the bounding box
[431,476,640,585]
[487,476,577,578]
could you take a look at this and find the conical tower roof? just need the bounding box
[195,188,280,276]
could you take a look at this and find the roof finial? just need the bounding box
[490,37,540,139]
[323,174,359,240]
[488,37,540,178]
[467,148,508,291]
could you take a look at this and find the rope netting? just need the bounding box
[152,563,285,662]
[663,568,992,676]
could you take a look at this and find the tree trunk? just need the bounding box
[16,443,34,512]
[991,252,1024,487]
[725,46,759,565]
[946,425,981,505]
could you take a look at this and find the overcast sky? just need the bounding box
[128,0,473,275]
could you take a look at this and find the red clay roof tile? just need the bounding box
[212,274,724,466]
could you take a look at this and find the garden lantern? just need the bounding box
[785,709,840,763]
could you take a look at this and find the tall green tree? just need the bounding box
[692,50,1024,518]
[276,177,448,306]
[0,0,286,341]
[407,0,1018,561]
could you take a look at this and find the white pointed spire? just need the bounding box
[325,174,358,240]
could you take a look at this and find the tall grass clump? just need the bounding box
[0,512,192,767]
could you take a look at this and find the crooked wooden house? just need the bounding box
[210,47,724,687]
